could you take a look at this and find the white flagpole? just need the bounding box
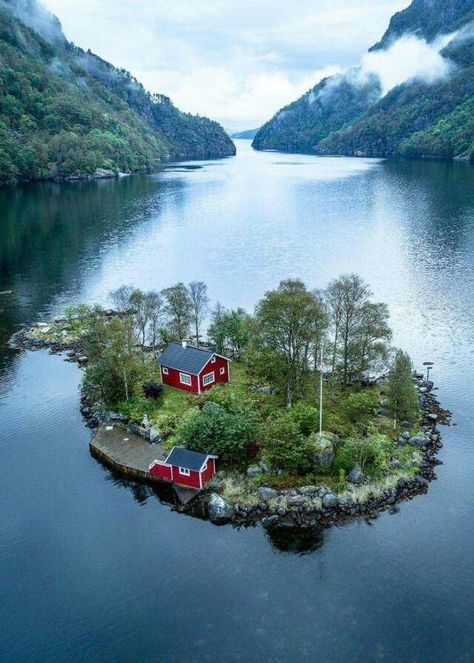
[319,343,323,437]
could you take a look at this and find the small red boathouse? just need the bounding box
[149,447,218,489]
[157,341,230,394]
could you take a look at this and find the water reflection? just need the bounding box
[266,526,324,555]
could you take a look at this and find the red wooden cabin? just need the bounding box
[149,447,218,489]
[157,341,230,394]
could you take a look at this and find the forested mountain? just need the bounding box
[252,0,474,162]
[0,0,235,185]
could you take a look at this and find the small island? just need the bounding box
[12,275,450,529]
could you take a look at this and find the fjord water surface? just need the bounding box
[1,141,473,662]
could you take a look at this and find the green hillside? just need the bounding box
[0,1,235,185]
[252,0,474,162]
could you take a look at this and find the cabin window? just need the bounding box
[202,463,207,472]
[179,372,192,386]
[178,467,190,476]
[219,367,225,375]
[202,372,215,386]
[211,356,216,363]
[162,366,169,375]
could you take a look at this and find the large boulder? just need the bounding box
[310,432,336,468]
[348,465,365,484]
[408,435,429,449]
[257,486,278,501]
[208,493,234,523]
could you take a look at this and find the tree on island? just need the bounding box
[386,350,420,426]
[208,307,253,360]
[248,279,326,407]
[189,281,209,345]
[325,274,391,388]
[161,283,193,341]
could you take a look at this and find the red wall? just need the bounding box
[161,365,200,393]
[200,457,216,486]
[149,462,172,481]
[171,465,201,488]
[199,356,230,392]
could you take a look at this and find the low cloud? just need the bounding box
[360,33,455,95]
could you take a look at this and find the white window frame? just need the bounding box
[202,371,215,386]
[179,372,192,386]
[211,355,216,364]
[219,367,225,375]
[202,462,207,472]
[162,366,169,375]
[178,467,190,476]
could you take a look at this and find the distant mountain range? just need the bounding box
[253,0,474,162]
[231,129,259,139]
[0,0,235,185]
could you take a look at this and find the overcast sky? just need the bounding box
[43,0,409,132]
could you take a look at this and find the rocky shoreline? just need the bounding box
[10,321,452,531]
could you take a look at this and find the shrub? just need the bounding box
[176,403,259,464]
[340,391,379,431]
[333,434,391,474]
[262,412,314,474]
[290,402,319,436]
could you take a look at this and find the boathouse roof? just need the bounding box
[157,342,215,374]
[165,446,216,472]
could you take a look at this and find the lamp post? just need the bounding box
[423,361,434,383]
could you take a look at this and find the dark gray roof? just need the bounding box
[165,447,210,471]
[157,342,213,374]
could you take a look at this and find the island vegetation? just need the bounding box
[17,274,446,523]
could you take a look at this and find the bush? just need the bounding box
[290,402,318,436]
[176,403,259,464]
[262,413,314,475]
[340,391,379,431]
[333,434,391,474]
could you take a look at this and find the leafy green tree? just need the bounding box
[208,307,253,359]
[249,280,325,406]
[83,311,145,404]
[189,281,209,345]
[162,283,193,341]
[386,350,420,426]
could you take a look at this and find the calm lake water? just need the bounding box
[1,141,473,662]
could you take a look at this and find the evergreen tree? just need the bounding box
[386,350,420,426]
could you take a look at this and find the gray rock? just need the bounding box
[427,413,437,422]
[322,492,338,508]
[389,460,402,469]
[401,431,411,440]
[77,355,88,365]
[288,495,306,507]
[247,464,265,478]
[149,427,161,443]
[408,435,429,448]
[208,493,234,523]
[261,515,279,528]
[108,411,129,423]
[348,465,365,484]
[310,432,336,468]
[257,486,278,501]
[297,485,319,496]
